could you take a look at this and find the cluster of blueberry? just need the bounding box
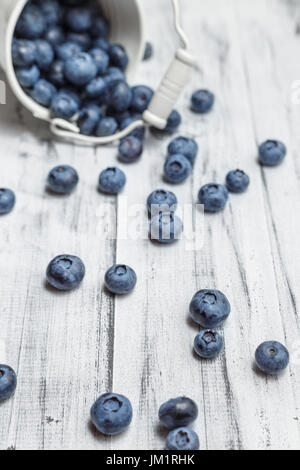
[12,0,156,138]
[90,393,200,450]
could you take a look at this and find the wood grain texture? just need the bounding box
[0,0,300,450]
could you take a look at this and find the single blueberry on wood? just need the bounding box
[194,330,224,359]
[91,393,133,435]
[46,255,85,291]
[47,165,79,194]
[105,264,137,295]
[0,189,16,214]
[166,427,200,451]
[159,397,198,430]
[189,289,231,328]
[99,167,126,195]
[198,184,228,213]
[226,169,250,193]
[259,140,287,166]
[0,365,17,402]
[255,341,289,375]
[191,89,215,114]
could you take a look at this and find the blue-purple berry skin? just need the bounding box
[0,189,16,215]
[259,140,287,166]
[164,154,191,184]
[255,341,289,375]
[226,170,250,193]
[105,265,137,295]
[91,393,133,436]
[47,165,79,194]
[0,365,17,402]
[191,89,215,114]
[194,330,224,359]
[168,137,198,165]
[119,136,143,163]
[46,255,85,291]
[99,167,126,195]
[159,397,198,430]
[166,427,200,451]
[198,184,228,213]
[190,289,231,328]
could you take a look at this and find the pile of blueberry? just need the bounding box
[0,0,291,449]
[12,0,155,138]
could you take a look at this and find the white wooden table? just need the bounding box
[0,0,300,451]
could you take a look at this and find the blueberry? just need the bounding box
[165,110,182,133]
[91,393,133,436]
[130,85,153,113]
[168,136,198,165]
[47,60,66,87]
[104,67,126,86]
[89,48,109,75]
[191,89,215,114]
[105,265,137,295]
[259,140,287,166]
[66,8,92,33]
[159,397,198,430]
[66,32,92,50]
[85,77,107,99]
[150,212,183,244]
[47,165,79,194]
[0,189,16,215]
[15,4,46,39]
[51,91,79,120]
[59,87,81,106]
[44,25,65,46]
[194,330,224,359]
[78,103,102,136]
[109,82,132,113]
[93,37,110,53]
[64,52,97,86]
[30,79,57,107]
[164,154,191,184]
[46,254,85,291]
[166,427,200,451]
[38,0,63,26]
[56,41,83,61]
[0,365,17,402]
[12,39,37,67]
[255,341,289,375]
[99,167,126,195]
[96,117,118,137]
[198,184,228,213]
[34,39,54,70]
[143,42,153,61]
[147,189,177,215]
[16,65,40,88]
[190,289,231,328]
[120,116,145,140]
[109,44,129,70]
[119,136,143,163]
[226,169,250,193]
[91,16,109,38]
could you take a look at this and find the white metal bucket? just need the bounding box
[0,0,145,125]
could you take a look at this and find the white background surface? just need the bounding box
[0,0,300,450]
